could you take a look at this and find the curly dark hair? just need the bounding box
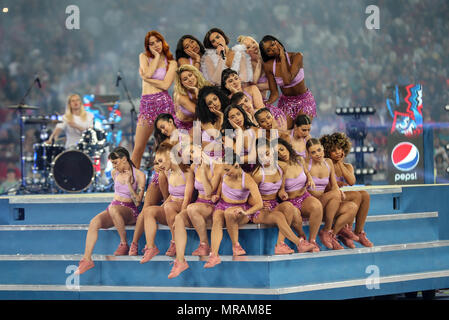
[320,132,352,158]
[175,35,206,61]
[196,85,230,124]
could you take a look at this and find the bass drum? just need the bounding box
[51,150,94,192]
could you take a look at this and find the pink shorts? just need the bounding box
[107,200,139,219]
[195,197,215,206]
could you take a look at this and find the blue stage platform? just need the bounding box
[0,184,448,300]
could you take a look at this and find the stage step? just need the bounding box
[0,212,439,255]
[0,240,448,299]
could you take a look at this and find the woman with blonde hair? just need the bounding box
[173,64,211,133]
[133,30,177,169]
[46,93,94,149]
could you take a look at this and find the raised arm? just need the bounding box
[264,62,279,105]
[140,60,177,91]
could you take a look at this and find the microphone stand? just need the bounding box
[117,71,137,149]
[15,77,40,194]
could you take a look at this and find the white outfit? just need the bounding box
[55,113,94,148]
[200,44,253,85]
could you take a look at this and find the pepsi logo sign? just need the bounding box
[391,142,419,172]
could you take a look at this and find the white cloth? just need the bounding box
[56,113,94,148]
[200,44,253,85]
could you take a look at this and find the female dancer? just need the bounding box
[289,114,312,158]
[248,138,316,254]
[230,92,287,131]
[173,64,211,133]
[168,144,223,278]
[320,132,373,247]
[221,104,258,172]
[140,142,194,263]
[201,28,252,86]
[253,108,290,142]
[196,86,229,160]
[259,35,317,128]
[175,35,205,70]
[305,139,358,250]
[275,138,323,252]
[132,30,177,168]
[204,151,263,268]
[76,147,146,274]
[237,35,269,98]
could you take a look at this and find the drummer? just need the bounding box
[46,94,94,148]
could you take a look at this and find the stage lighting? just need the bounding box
[446,144,449,151]
[445,105,449,111]
[335,106,376,116]
[354,168,376,176]
[350,146,375,153]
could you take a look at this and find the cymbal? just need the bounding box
[24,116,63,124]
[7,104,40,110]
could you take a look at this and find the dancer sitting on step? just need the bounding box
[320,132,373,247]
[305,138,358,250]
[140,142,194,263]
[76,147,146,275]
[204,149,263,268]
[288,114,312,159]
[168,143,223,279]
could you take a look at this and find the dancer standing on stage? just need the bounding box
[320,132,373,247]
[259,35,317,128]
[201,28,252,86]
[46,94,94,148]
[173,64,211,133]
[133,30,177,169]
[175,35,205,70]
[76,147,146,274]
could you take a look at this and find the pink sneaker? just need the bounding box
[274,242,294,255]
[165,240,176,257]
[356,231,373,247]
[75,259,95,275]
[204,253,221,268]
[338,234,356,249]
[330,232,344,250]
[297,238,317,253]
[168,260,189,279]
[319,229,334,249]
[232,243,246,256]
[128,242,139,256]
[192,242,211,256]
[339,224,360,241]
[114,242,130,256]
[309,239,320,252]
[140,246,160,264]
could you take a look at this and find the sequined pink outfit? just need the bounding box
[264,103,287,128]
[277,89,317,119]
[138,91,175,127]
[174,117,193,132]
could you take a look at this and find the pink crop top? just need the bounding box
[308,159,330,192]
[258,165,283,195]
[273,53,304,89]
[285,164,307,193]
[291,130,307,158]
[178,92,195,117]
[167,169,186,199]
[222,173,250,201]
[194,163,214,196]
[114,167,138,199]
[148,57,167,81]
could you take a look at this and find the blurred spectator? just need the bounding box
[0,168,19,194]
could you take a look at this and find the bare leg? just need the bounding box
[187,203,214,245]
[131,212,145,246]
[319,190,341,231]
[131,121,154,169]
[276,202,306,244]
[164,200,183,241]
[333,201,358,235]
[174,210,193,263]
[82,210,114,261]
[143,205,167,249]
[300,196,323,242]
[254,210,302,246]
[210,210,225,255]
[108,205,136,244]
[354,191,370,234]
[224,209,250,246]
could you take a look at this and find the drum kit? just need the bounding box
[6,103,122,194]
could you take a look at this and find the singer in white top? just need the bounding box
[46,94,94,148]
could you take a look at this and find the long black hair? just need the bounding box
[276,137,301,165]
[259,35,287,63]
[196,85,230,124]
[153,113,176,146]
[108,146,136,184]
[220,68,239,96]
[221,103,258,134]
[175,35,206,61]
